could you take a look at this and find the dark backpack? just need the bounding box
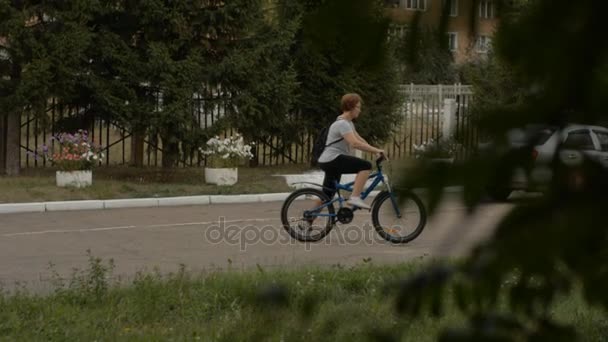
[311,122,344,166]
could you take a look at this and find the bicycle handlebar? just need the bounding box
[375,153,386,168]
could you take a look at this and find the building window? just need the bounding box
[442,0,458,16]
[479,0,495,19]
[385,0,400,8]
[405,0,426,11]
[476,35,492,53]
[447,32,458,51]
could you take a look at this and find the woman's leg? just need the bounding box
[334,155,372,209]
[351,170,371,198]
[307,161,341,224]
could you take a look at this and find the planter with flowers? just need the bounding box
[34,130,104,188]
[413,137,462,164]
[199,134,254,186]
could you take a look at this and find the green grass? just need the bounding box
[0,255,606,341]
[0,164,312,203]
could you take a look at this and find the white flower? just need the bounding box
[199,135,254,161]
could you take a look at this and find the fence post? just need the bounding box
[0,113,21,175]
[0,114,6,174]
[130,131,145,167]
[442,98,457,140]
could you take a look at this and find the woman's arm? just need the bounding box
[354,131,369,145]
[342,132,383,154]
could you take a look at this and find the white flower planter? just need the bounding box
[205,167,238,186]
[56,170,93,188]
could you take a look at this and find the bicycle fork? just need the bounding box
[383,179,403,219]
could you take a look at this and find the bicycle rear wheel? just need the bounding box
[371,190,426,244]
[281,188,335,242]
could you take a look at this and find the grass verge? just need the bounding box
[0,164,312,203]
[0,254,606,341]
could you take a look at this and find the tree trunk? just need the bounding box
[0,113,21,175]
[0,115,6,175]
[130,131,145,167]
[161,136,180,168]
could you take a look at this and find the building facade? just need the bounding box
[386,0,499,63]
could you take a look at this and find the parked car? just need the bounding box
[485,124,608,200]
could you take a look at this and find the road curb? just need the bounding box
[257,193,292,202]
[45,200,105,212]
[209,194,261,204]
[158,196,211,207]
[0,187,464,215]
[0,202,46,214]
[104,198,160,209]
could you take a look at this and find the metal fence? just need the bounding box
[20,84,475,168]
[361,84,475,160]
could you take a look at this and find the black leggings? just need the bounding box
[318,154,372,198]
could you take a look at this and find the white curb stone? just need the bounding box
[104,198,159,209]
[209,194,260,204]
[257,193,291,202]
[157,196,211,207]
[0,203,46,214]
[45,200,105,212]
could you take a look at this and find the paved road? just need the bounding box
[0,195,512,292]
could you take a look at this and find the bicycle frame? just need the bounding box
[305,160,402,220]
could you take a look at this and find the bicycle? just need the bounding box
[280,155,427,244]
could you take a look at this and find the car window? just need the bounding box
[535,129,555,145]
[594,131,608,151]
[563,130,595,150]
[510,126,555,146]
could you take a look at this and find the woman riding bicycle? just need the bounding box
[317,93,386,209]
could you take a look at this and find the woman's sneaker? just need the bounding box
[347,196,370,210]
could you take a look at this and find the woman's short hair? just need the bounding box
[341,93,362,112]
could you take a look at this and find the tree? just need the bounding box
[89,0,299,168]
[277,0,402,146]
[211,1,300,154]
[0,0,97,175]
[390,0,460,85]
[396,0,608,339]
[1,0,301,169]
[395,17,459,84]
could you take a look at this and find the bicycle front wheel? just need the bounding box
[371,190,426,244]
[281,188,335,242]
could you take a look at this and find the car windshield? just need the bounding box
[510,125,556,146]
[534,128,555,145]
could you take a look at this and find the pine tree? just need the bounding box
[277,0,402,146]
[0,0,97,174]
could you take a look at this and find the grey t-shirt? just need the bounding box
[318,118,356,163]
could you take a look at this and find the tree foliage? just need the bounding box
[396,24,459,84]
[277,0,402,145]
[0,0,299,168]
[397,0,608,339]
[0,1,96,123]
[2,0,402,168]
